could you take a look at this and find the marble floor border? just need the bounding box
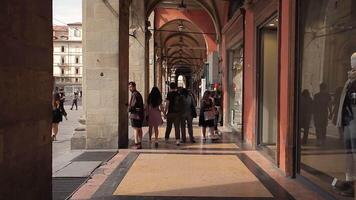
[132,130,254,152]
[300,163,334,185]
[93,151,295,200]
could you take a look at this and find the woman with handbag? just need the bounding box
[147,87,164,148]
[199,91,218,141]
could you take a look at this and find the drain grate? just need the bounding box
[71,151,117,162]
[52,177,87,200]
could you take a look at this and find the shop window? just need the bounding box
[297,0,356,198]
[228,45,243,130]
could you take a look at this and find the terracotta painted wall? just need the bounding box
[155,8,217,52]
[243,8,257,147]
[278,0,296,176]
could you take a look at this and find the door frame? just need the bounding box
[256,12,280,163]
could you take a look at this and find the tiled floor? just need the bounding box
[114,154,272,197]
[71,125,326,200]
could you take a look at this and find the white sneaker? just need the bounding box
[209,134,219,140]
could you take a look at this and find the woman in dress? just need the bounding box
[52,97,63,141]
[147,87,163,147]
[199,90,217,141]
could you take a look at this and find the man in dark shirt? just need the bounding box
[164,82,181,146]
[313,83,331,145]
[128,82,144,149]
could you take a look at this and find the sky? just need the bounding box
[53,0,82,25]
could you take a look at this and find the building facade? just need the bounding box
[53,23,83,96]
[220,0,356,198]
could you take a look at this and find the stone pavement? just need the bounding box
[53,105,85,175]
[70,128,326,200]
[52,105,141,175]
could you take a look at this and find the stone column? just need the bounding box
[129,0,148,100]
[83,0,129,149]
[145,30,150,99]
[0,0,52,198]
[221,36,230,129]
[157,59,163,92]
[118,0,130,148]
[148,13,155,92]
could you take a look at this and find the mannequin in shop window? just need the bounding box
[335,52,356,196]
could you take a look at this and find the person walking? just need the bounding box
[212,91,221,135]
[52,96,63,141]
[164,82,182,146]
[313,83,331,146]
[180,88,196,143]
[199,91,218,141]
[70,92,78,110]
[128,82,144,149]
[59,90,68,120]
[300,89,313,145]
[53,87,60,101]
[146,87,164,148]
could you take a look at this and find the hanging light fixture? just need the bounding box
[177,0,187,11]
[178,20,185,32]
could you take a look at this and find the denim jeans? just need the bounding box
[165,113,181,140]
[180,113,194,142]
[344,106,356,181]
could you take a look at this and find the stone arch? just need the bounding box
[146,0,221,41]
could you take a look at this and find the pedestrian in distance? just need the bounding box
[313,83,331,146]
[300,89,313,145]
[59,90,68,120]
[52,96,63,141]
[70,92,79,110]
[146,87,164,148]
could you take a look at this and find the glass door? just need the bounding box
[257,16,279,159]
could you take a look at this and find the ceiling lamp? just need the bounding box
[178,20,185,32]
[177,0,187,11]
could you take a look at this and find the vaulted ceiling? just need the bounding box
[155,19,207,74]
[146,0,230,76]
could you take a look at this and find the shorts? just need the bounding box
[131,119,143,128]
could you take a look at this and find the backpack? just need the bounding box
[173,93,185,113]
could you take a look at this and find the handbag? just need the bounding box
[142,105,149,127]
[142,116,148,127]
[204,110,215,121]
[191,106,197,118]
[190,95,197,118]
